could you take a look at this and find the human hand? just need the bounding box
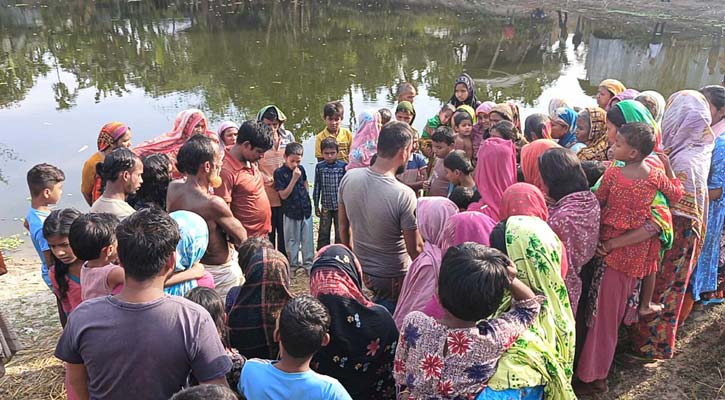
[292,167,302,180]
[596,240,612,256]
[422,180,431,191]
[656,151,675,178]
[506,261,518,285]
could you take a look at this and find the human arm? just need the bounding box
[403,228,423,261]
[313,165,322,216]
[400,189,421,260]
[66,363,90,400]
[275,168,301,200]
[598,225,658,255]
[190,313,233,386]
[164,262,205,286]
[210,196,247,246]
[106,266,125,291]
[338,202,352,250]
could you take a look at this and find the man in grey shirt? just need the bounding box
[55,208,231,400]
[338,121,423,312]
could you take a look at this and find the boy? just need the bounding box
[238,295,352,400]
[315,102,352,163]
[425,126,455,197]
[453,110,475,160]
[313,138,346,250]
[444,150,478,197]
[396,82,417,103]
[274,143,314,272]
[26,163,65,290]
[90,147,143,221]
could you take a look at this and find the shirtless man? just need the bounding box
[167,134,247,301]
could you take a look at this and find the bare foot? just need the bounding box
[573,379,609,396]
[639,302,664,317]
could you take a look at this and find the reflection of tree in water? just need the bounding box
[0,143,21,185]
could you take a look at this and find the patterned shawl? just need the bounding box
[471,137,517,220]
[607,88,640,110]
[448,72,480,108]
[227,247,292,359]
[599,79,626,97]
[97,122,130,152]
[165,211,209,297]
[500,183,549,222]
[577,107,609,161]
[521,139,560,193]
[636,90,667,124]
[135,108,216,158]
[661,90,715,236]
[553,107,578,148]
[548,97,571,118]
[488,216,576,400]
[347,111,382,170]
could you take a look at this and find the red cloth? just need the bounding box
[499,182,549,222]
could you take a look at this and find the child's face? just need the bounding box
[47,235,77,265]
[222,128,238,146]
[455,120,473,136]
[322,148,338,164]
[489,128,502,139]
[432,141,452,159]
[46,182,63,205]
[575,115,590,143]
[612,133,638,162]
[445,167,461,185]
[262,118,280,134]
[396,111,413,125]
[285,154,303,170]
[439,110,454,125]
[421,142,433,158]
[477,112,491,129]
[606,120,618,145]
[325,115,342,134]
[454,83,469,102]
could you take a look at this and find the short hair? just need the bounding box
[177,134,217,175]
[378,108,393,125]
[69,213,119,261]
[134,153,171,210]
[489,220,508,255]
[185,287,226,337]
[491,120,517,141]
[453,110,473,127]
[115,208,180,281]
[438,243,510,321]
[538,148,590,201]
[278,295,330,358]
[701,85,725,111]
[323,101,344,119]
[431,126,455,145]
[443,150,474,174]
[236,120,274,151]
[284,142,304,157]
[606,105,626,128]
[376,121,413,159]
[581,160,606,188]
[169,385,238,400]
[96,147,139,183]
[27,163,65,197]
[369,154,378,167]
[618,122,655,156]
[320,137,339,152]
[449,186,480,211]
[440,103,456,114]
[261,107,279,122]
[396,82,416,97]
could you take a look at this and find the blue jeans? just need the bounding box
[283,215,314,270]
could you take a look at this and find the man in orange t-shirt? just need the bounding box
[216,120,274,238]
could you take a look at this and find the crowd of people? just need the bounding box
[1,73,724,400]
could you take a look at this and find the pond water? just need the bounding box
[1,0,724,236]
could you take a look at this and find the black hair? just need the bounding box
[177,134,217,175]
[278,295,330,358]
[443,150,474,174]
[378,108,393,125]
[284,142,304,157]
[396,82,416,97]
[115,208,180,281]
[431,126,455,145]
[370,154,378,167]
[489,220,508,255]
[133,153,171,210]
[581,160,606,188]
[376,121,413,159]
[96,147,139,183]
[453,110,473,127]
[618,122,655,157]
[606,105,626,128]
[323,101,344,119]
[438,243,511,321]
[185,287,228,345]
[261,107,279,122]
[538,148,590,201]
[69,213,119,261]
[236,120,274,151]
[27,163,65,197]
[320,137,339,152]
[524,113,550,142]
[701,85,725,118]
[238,237,274,275]
[448,186,480,211]
[491,120,517,141]
[43,208,82,300]
[169,385,238,400]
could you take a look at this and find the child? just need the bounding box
[449,186,481,212]
[69,213,125,300]
[425,126,455,197]
[274,143,314,272]
[396,131,428,196]
[448,72,480,108]
[313,138,347,250]
[490,120,517,142]
[25,163,65,291]
[378,108,393,125]
[396,82,417,103]
[395,101,416,126]
[444,150,477,197]
[394,243,540,399]
[238,295,352,400]
[452,108,475,160]
[315,101,353,163]
[424,104,456,138]
[185,287,246,390]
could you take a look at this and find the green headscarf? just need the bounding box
[256,105,287,123]
[456,104,477,125]
[395,101,416,124]
[488,216,576,400]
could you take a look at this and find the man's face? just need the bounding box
[240,142,266,163]
[124,159,144,195]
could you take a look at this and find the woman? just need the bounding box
[310,245,398,399]
[606,99,662,155]
[550,107,578,149]
[607,88,640,111]
[628,90,714,360]
[636,91,667,124]
[135,108,217,179]
[164,211,214,297]
[471,137,517,220]
[227,246,293,359]
[499,182,549,222]
[484,216,576,400]
[548,97,571,118]
[448,72,481,108]
[394,197,459,328]
[217,121,239,149]
[81,122,132,206]
[596,79,626,110]
[472,101,496,155]
[539,148,600,315]
[521,139,560,194]
[523,113,551,142]
[348,111,382,170]
[575,107,609,161]
[690,86,725,304]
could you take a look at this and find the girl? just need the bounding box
[217,121,239,149]
[575,107,609,161]
[311,245,399,399]
[447,72,480,108]
[444,150,477,197]
[81,122,132,206]
[550,107,580,150]
[395,101,416,126]
[164,211,215,297]
[471,137,517,220]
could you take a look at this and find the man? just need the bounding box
[168,134,248,299]
[90,147,142,220]
[55,208,231,400]
[338,121,424,312]
[216,120,274,238]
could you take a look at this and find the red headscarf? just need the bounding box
[520,139,560,193]
[500,183,549,221]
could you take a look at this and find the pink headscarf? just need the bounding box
[500,183,549,221]
[476,101,496,116]
[470,137,517,220]
[423,211,497,319]
[393,197,458,328]
[217,121,239,147]
[347,111,382,170]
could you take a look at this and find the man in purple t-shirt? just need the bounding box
[55,208,232,400]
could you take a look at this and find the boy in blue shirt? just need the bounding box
[25,163,65,290]
[274,143,314,272]
[238,295,352,400]
[313,138,346,250]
